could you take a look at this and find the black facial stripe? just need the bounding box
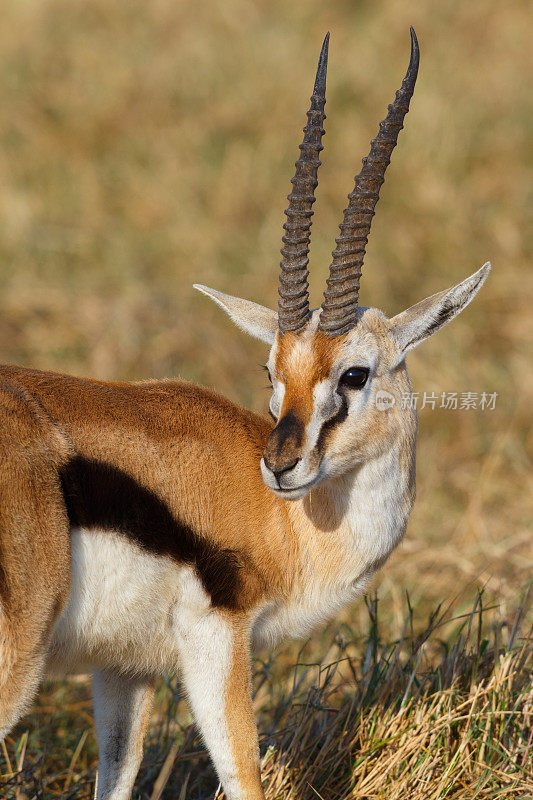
[59,456,243,610]
[316,394,349,456]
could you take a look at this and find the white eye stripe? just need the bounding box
[269,380,285,418]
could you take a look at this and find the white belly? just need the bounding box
[47,529,192,676]
[47,529,373,676]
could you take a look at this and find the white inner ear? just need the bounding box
[389,262,491,365]
[194,285,278,345]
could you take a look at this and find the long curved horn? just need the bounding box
[319,27,419,336]
[278,33,329,334]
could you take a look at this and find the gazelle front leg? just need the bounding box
[176,607,264,800]
[92,669,155,800]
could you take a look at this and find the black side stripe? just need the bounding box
[59,456,243,610]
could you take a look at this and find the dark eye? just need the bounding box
[339,367,369,390]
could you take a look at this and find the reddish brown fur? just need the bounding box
[0,363,293,612]
[0,379,71,732]
[224,616,264,800]
[274,330,347,422]
[263,330,348,473]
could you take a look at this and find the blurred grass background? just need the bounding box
[0,0,531,796]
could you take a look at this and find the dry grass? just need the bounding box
[0,0,531,797]
[1,592,531,799]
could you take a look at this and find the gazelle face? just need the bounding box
[195,260,490,501]
[261,308,409,499]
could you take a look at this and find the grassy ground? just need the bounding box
[0,0,531,797]
[2,593,531,799]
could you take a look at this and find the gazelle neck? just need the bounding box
[286,431,417,587]
[252,432,416,650]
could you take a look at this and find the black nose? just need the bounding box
[262,411,304,480]
[264,456,299,480]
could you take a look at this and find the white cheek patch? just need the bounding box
[304,378,341,452]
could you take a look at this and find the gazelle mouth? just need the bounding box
[272,486,311,501]
[271,474,322,501]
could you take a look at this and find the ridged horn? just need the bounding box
[278,33,329,334]
[319,27,419,336]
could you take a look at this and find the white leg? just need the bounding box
[175,608,264,800]
[92,669,154,800]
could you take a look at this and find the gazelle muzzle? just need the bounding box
[262,412,304,480]
[260,408,327,499]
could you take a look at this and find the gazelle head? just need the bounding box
[195,30,490,500]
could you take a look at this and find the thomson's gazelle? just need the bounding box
[0,29,489,800]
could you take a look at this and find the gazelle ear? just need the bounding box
[193,285,278,345]
[388,262,491,365]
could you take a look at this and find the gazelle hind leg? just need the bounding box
[175,596,264,800]
[0,625,49,742]
[0,380,71,740]
[93,669,155,800]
